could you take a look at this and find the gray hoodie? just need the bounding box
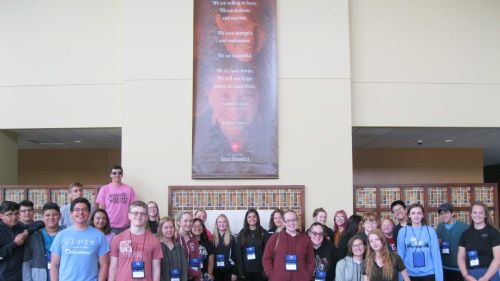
[335,256,364,281]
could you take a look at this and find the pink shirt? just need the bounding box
[110,230,163,281]
[96,183,136,228]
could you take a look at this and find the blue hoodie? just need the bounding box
[397,225,443,281]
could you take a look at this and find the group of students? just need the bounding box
[0,165,499,281]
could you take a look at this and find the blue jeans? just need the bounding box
[468,268,500,281]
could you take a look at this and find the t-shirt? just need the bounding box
[50,226,109,281]
[363,252,405,281]
[198,239,215,274]
[459,224,500,269]
[96,183,136,228]
[110,230,163,281]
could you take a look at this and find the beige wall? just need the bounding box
[0,131,18,184]
[353,148,483,185]
[18,149,120,185]
[350,0,500,127]
[0,0,353,226]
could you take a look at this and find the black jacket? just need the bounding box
[313,240,338,281]
[0,221,44,281]
[237,227,269,276]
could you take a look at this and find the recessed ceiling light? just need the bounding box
[74,140,82,143]
[445,139,453,143]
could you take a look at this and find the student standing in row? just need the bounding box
[159,216,188,281]
[212,214,238,281]
[333,210,349,248]
[108,201,162,281]
[363,229,410,281]
[391,200,408,241]
[313,208,334,242]
[397,203,443,281]
[60,182,84,228]
[262,210,315,281]
[50,198,109,281]
[18,200,35,226]
[336,234,365,281]
[96,165,137,234]
[23,202,63,281]
[177,211,202,281]
[237,208,269,281]
[90,208,115,244]
[0,201,32,281]
[268,209,284,234]
[147,201,160,235]
[458,201,500,281]
[308,222,338,281]
[192,218,215,281]
[338,215,363,260]
[436,203,468,281]
[195,209,212,240]
[380,219,396,252]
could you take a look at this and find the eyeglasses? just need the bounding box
[352,243,365,249]
[111,171,123,175]
[129,212,147,217]
[20,209,34,213]
[2,212,19,217]
[72,208,89,213]
[310,231,323,237]
[392,207,405,213]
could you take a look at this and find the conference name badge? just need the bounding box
[315,271,326,281]
[285,255,297,271]
[216,254,225,267]
[246,247,256,260]
[441,241,450,254]
[468,250,479,267]
[170,268,180,281]
[131,261,145,279]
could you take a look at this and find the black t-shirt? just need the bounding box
[459,224,500,269]
[363,252,406,281]
[313,239,338,281]
[199,239,215,274]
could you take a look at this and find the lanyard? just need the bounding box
[129,230,147,261]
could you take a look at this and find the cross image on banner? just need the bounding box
[192,0,278,178]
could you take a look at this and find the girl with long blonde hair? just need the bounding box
[212,214,238,281]
[364,229,410,281]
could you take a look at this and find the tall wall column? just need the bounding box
[0,131,18,184]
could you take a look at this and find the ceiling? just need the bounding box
[6,127,500,166]
[353,127,500,166]
[6,128,121,149]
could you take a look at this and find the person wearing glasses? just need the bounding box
[308,222,338,281]
[359,213,379,242]
[262,210,315,281]
[108,201,163,281]
[96,165,137,234]
[335,234,366,281]
[435,203,468,281]
[1,200,43,281]
[390,200,408,242]
[50,198,109,281]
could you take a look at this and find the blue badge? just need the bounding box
[315,271,326,281]
[216,254,225,267]
[285,255,297,271]
[170,268,180,281]
[441,241,450,254]
[413,251,425,268]
[131,261,145,279]
[468,250,479,267]
[246,246,256,260]
[190,257,201,271]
